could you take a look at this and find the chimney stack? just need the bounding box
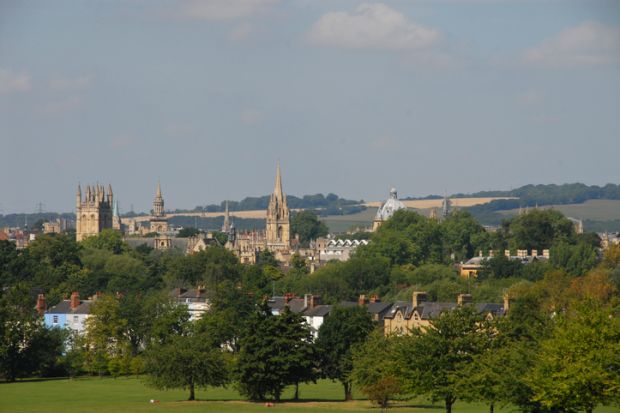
[503,294,511,314]
[531,249,538,257]
[284,293,295,304]
[36,294,46,316]
[457,293,472,306]
[70,292,80,310]
[489,249,494,258]
[369,294,379,303]
[504,249,511,257]
[542,249,550,259]
[358,294,367,306]
[412,291,428,309]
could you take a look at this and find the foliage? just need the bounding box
[352,330,402,411]
[235,303,315,401]
[315,306,375,400]
[176,227,201,238]
[290,210,328,246]
[527,299,620,413]
[394,306,491,413]
[143,326,229,400]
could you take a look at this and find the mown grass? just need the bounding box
[1,377,618,413]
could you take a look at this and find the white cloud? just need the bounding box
[42,96,82,114]
[0,68,31,94]
[523,21,620,68]
[49,74,94,91]
[174,0,279,21]
[307,3,440,51]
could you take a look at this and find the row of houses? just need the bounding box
[39,289,508,339]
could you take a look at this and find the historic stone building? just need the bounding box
[265,162,291,251]
[225,162,292,263]
[372,187,407,231]
[75,184,113,242]
[150,181,169,234]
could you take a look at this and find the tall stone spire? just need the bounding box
[222,201,231,233]
[266,161,290,248]
[153,181,164,217]
[273,161,284,200]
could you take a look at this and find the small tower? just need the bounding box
[441,191,451,219]
[265,162,290,250]
[112,200,122,231]
[222,201,231,233]
[150,181,169,234]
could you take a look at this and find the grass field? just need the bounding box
[1,377,618,413]
[498,200,620,221]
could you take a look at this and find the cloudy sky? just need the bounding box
[1,0,619,213]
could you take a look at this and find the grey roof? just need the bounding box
[267,297,307,314]
[304,304,332,317]
[383,300,504,320]
[46,300,93,315]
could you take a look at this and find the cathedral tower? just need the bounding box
[222,200,231,233]
[150,181,169,234]
[265,162,290,250]
[75,183,113,241]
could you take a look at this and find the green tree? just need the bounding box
[316,306,375,400]
[290,210,328,246]
[394,306,490,413]
[352,330,402,411]
[143,328,229,401]
[235,303,315,401]
[177,227,201,238]
[80,229,128,254]
[527,299,620,413]
[509,209,575,250]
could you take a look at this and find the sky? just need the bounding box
[1,0,619,214]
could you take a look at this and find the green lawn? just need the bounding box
[1,377,618,413]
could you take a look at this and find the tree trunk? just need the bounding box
[585,407,593,413]
[445,396,453,413]
[294,382,299,401]
[490,402,494,413]
[343,381,352,401]
[188,381,195,401]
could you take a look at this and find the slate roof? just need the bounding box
[304,304,332,317]
[46,300,93,315]
[384,300,505,320]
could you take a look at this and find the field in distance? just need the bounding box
[498,199,620,221]
[6,377,614,413]
[363,197,516,209]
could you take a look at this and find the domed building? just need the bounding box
[372,188,407,231]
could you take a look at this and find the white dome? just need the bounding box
[375,188,407,221]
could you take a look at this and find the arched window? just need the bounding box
[277,226,282,241]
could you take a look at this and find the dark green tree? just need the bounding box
[235,303,315,401]
[394,306,490,413]
[143,328,229,401]
[290,210,329,246]
[315,305,375,400]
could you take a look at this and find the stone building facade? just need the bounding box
[75,184,113,242]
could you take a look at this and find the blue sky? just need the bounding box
[1,0,619,213]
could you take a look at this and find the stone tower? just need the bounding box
[222,201,231,233]
[265,162,290,250]
[150,181,169,234]
[75,183,113,241]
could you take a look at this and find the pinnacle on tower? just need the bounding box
[156,180,162,198]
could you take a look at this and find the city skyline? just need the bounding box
[1,0,619,213]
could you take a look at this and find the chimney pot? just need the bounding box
[503,294,511,314]
[70,292,80,310]
[457,293,472,306]
[412,291,427,308]
[358,294,367,306]
[370,294,379,303]
[36,294,47,316]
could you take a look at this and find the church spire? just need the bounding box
[273,161,284,200]
[222,200,231,233]
[153,181,164,217]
